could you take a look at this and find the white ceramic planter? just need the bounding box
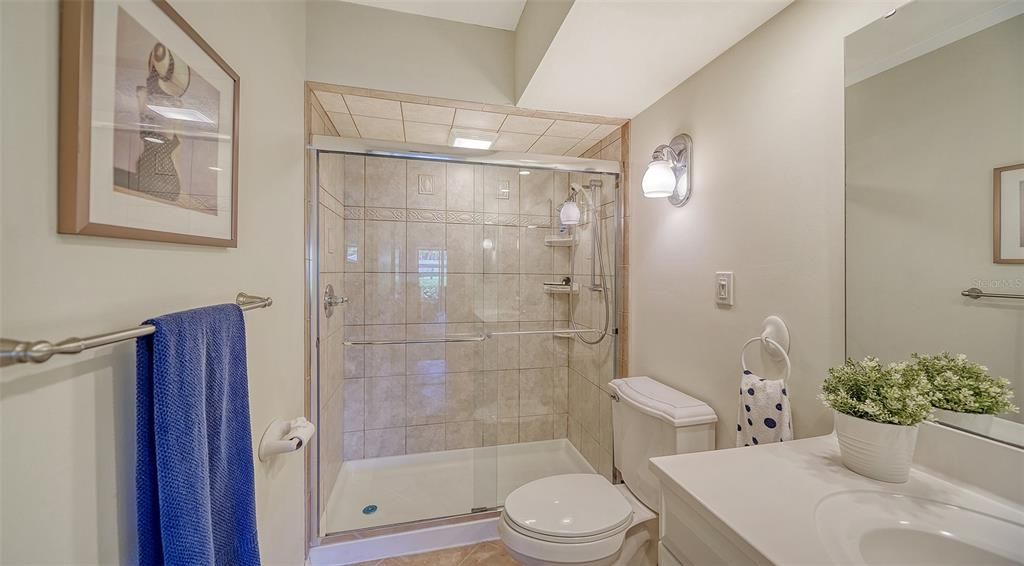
[833,411,918,483]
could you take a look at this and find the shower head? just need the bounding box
[559,200,581,225]
[560,183,593,225]
[559,184,582,225]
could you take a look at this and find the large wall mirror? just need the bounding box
[845,1,1023,447]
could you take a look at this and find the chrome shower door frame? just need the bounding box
[305,139,625,549]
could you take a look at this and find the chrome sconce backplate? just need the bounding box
[661,133,692,207]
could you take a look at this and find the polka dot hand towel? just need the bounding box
[736,370,793,447]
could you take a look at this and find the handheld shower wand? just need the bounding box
[564,180,610,345]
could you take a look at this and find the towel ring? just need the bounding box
[740,336,791,381]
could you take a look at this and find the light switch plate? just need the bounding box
[715,272,734,306]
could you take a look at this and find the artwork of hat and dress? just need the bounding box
[59,0,239,246]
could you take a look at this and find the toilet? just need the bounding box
[498,376,717,566]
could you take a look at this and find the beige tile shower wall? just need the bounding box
[321,154,584,462]
[583,125,630,379]
[566,127,627,481]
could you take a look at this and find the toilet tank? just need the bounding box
[608,377,717,511]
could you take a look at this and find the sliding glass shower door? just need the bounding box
[312,151,501,535]
[311,148,619,538]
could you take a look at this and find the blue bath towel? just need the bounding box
[136,304,260,566]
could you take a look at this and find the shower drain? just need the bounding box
[362,504,378,515]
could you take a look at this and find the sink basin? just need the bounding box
[816,491,1024,566]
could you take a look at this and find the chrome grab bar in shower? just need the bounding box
[343,334,487,346]
[342,328,605,346]
[489,329,603,337]
[961,287,1024,300]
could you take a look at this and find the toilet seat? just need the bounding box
[503,510,632,544]
[504,473,634,542]
[499,512,628,565]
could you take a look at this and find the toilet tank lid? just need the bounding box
[609,376,718,427]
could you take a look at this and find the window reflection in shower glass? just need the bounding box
[417,249,444,304]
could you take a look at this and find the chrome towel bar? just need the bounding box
[961,287,1024,300]
[344,335,487,346]
[0,292,273,367]
[489,329,602,338]
[343,328,605,346]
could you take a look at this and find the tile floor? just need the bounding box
[352,541,520,565]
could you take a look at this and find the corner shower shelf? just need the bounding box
[544,235,577,247]
[543,283,579,295]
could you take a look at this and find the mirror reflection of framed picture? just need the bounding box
[994,163,1024,264]
[59,0,239,247]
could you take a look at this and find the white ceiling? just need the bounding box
[341,0,527,31]
[518,0,793,118]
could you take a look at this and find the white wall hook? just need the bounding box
[259,417,315,462]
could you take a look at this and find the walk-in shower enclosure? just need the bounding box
[308,136,623,539]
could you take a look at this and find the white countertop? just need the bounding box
[649,434,1024,565]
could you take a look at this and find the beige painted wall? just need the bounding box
[628,0,902,448]
[306,1,515,105]
[514,0,574,102]
[0,1,307,563]
[846,15,1024,422]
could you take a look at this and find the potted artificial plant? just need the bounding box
[820,357,933,483]
[912,353,1018,434]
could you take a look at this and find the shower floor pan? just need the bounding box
[323,438,594,534]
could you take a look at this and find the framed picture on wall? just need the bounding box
[994,163,1024,264]
[59,0,239,247]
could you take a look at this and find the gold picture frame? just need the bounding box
[993,163,1024,264]
[59,0,240,247]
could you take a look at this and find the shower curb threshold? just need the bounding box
[309,516,499,566]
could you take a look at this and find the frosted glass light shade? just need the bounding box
[642,160,676,198]
[644,134,693,207]
[560,202,581,225]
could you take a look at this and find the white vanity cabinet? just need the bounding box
[649,430,1024,566]
[656,481,766,566]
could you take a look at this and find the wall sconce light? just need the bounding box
[641,133,692,207]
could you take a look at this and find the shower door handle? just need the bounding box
[325,295,349,307]
[323,284,349,317]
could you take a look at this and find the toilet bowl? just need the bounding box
[497,377,717,566]
[499,474,657,566]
